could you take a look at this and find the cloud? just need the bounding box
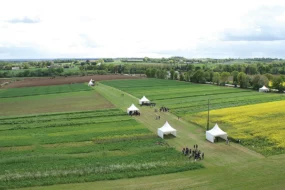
[0,46,45,59]
[6,16,40,24]
[154,40,285,58]
[221,6,285,41]
[1,0,285,58]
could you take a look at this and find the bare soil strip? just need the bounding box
[2,75,142,88]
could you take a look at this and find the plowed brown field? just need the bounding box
[2,75,141,88]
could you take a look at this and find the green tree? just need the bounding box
[179,73,185,81]
[232,71,239,84]
[22,63,29,69]
[191,70,205,83]
[252,75,269,90]
[170,69,175,80]
[264,73,274,81]
[237,72,250,88]
[212,72,220,85]
[174,72,178,80]
[204,71,210,82]
[220,72,230,85]
[143,57,149,62]
[272,76,284,92]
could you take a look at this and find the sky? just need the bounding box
[1,0,285,59]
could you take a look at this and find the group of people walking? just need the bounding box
[129,111,140,116]
[160,106,169,112]
[182,144,204,161]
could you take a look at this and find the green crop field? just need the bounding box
[1,79,284,190]
[0,90,114,116]
[0,83,91,98]
[101,79,285,116]
[0,109,202,189]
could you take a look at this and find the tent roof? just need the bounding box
[158,121,176,133]
[206,123,227,136]
[260,86,269,90]
[127,104,139,111]
[140,96,150,102]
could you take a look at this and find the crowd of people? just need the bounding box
[160,106,169,112]
[141,102,156,107]
[129,111,140,116]
[182,144,204,161]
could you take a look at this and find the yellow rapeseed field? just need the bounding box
[190,100,285,155]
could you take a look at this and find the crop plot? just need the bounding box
[101,79,285,116]
[0,83,91,98]
[190,100,285,156]
[0,109,202,189]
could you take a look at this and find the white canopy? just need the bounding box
[139,96,150,105]
[157,121,177,139]
[88,79,94,86]
[259,85,269,92]
[206,123,227,143]
[127,104,139,114]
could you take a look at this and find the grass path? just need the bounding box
[18,83,285,190]
[95,83,263,168]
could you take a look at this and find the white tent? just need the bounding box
[259,85,269,92]
[206,123,228,143]
[139,96,150,105]
[157,121,177,139]
[127,104,139,114]
[88,79,94,86]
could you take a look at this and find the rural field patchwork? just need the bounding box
[189,101,285,156]
[0,108,202,189]
[101,79,285,156]
[101,79,285,116]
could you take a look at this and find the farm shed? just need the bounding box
[127,104,139,114]
[259,86,269,92]
[157,121,177,139]
[206,123,227,143]
[139,96,150,105]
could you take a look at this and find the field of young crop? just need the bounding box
[0,83,91,98]
[101,79,285,116]
[0,90,114,116]
[189,101,285,156]
[0,108,202,189]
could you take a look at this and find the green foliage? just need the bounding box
[212,72,220,85]
[179,73,185,81]
[191,69,205,83]
[272,76,285,92]
[220,72,230,84]
[238,72,250,88]
[252,75,269,90]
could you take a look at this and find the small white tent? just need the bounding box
[259,85,269,92]
[139,96,150,105]
[88,79,94,86]
[127,104,139,114]
[157,121,177,139]
[206,123,227,143]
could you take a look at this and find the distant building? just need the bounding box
[12,67,20,70]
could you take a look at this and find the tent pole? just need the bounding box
[207,99,210,131]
